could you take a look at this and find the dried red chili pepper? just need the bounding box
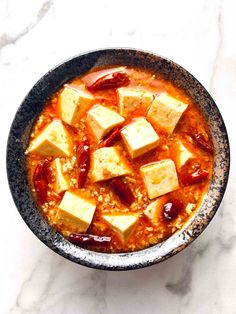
[163,199,183,221]
[181,168,209,185]
[110,177,135,205]
[33,160,51,204]
[99,127,121,147]
[190,132,213,154]
[69,233,111,246]
[83,67,124,85]
[86,71,130,91]
[76,136,90,188]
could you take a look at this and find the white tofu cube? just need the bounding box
[176,142,193,169]
[91,147,131,182]
[140,159,179,199]
[51,158,69,193]
[28,120,72,157]
[121,118,159,158]
[102,214,138,241]
[117,87,154,117]
[144,196,167,223]
[56,191,96,232]
[147,93,188,133]
[59,85,94,126]
[87,105,124,140]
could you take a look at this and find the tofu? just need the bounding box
[59,85,94,126]
[91,147,131,182]
[147,93,188,133]
[144,196,167,223]
[140,159,179,199]
[87,105,125,140]
[102,214,138,241]
[121,118,159,158]
[51,158,69,193]
[56,191,96,232]
[117,87,154,117]
[28,120,72,157]
[176,142,193,169]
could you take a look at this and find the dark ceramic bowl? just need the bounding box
[7,48,230,270]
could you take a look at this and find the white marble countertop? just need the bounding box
[1,0,235,313]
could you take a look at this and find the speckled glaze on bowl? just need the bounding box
[6,48,230,270]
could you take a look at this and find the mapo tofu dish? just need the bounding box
[25,66,214,253]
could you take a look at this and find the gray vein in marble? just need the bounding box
[87,271,107,314]
[127,28,137,37]
[193,241,211,258]
[47,270,107,314]
[209,1,223,92]
[165,256,193,296]
[0,0,53,51]
[216,235,236,251]
[9,261,39,314]
[75,271,107,314]
[165,214,234,298]
[165,241,210,296]
[9,254,62,314]
[9,254,107,314]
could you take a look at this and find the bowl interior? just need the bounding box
[7,48,230,270]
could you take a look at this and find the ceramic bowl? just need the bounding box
[6,48,230,270]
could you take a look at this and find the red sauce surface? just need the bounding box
[26,66,213,253]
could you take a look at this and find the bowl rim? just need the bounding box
[6,47,230,270]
